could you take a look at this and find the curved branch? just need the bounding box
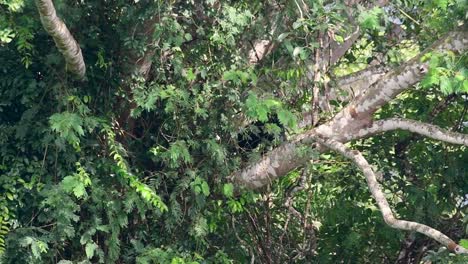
[351,118,468,145]
[35,0,86,78]
[315,135,468,254]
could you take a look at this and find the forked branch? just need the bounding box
[315,135,468,254]
[35,0,86,78]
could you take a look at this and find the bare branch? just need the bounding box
[334,65,389,100]
[350,118,468,145]
[230,131,318,189]
[284,170,308,219]
[324,26,361,68]
[320,0,390,69]
[315,135,468,254]
[35,0,85,78]
[247,2,283,65]
[248,39,276,65]
[311,32,323,126]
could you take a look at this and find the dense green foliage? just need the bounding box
[0,0,467,263]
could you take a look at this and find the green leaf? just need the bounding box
[292,19,303,29]
[358,7,383,30]
[0,28,15,44]
[223,183,234,198]
[277,32,290,42]
[61,176,78,192]
[293,47,302,58]
[223,70,238,82]
[463,80,468,92]
[256,104,269,122]
[49,112,85,146]
[439,76,453,94]
[72,182,86,198]
[263,98,281,108]
[245,92,258,109]
[201,181,210,196]
[460,239,468,248]
[277,109,297,129]
[85,242,98,259]
[185,68,196,81]
[334,35,344,43]
[434,0,448,10]
[264,123,281,137]
[421,71,440,88]
[429,55,441,68]
[61,175,86,198]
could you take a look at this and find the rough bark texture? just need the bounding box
[231,27,468,254]
[322,64,389,109]
[233,29,468,188]
[317,30,468,142]
[35,0,86,78]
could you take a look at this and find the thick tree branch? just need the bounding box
[234,28,467,188]
[315,136,468,254]
[350,118,468,145]
[230,131,318,188]
[334,65,389,100]
[317,29,467,142]
[35,0,86,78]
[351,30,467,116]
[317,64,389,112]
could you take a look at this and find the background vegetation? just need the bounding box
[0,0,467,263]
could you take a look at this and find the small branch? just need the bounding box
[397,7,421,26]
[284,170,308,219]
[231,216,253,259]
[352,118,468,146]
[35,0,86,78]
[315,135,468,254]
[335,64,389,99]
[311,32,323,126]
[294,0,304,19]
[247,3,284,65]
[325,26,361,67]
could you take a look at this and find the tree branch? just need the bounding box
[316,29,467,142]
[323,26,361,68]
[35,0,86,78]
[230,131,318,189]
[234,29,467,188]
[315,135,468,254]
[351,30,467,117]
[350,118,468,145]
